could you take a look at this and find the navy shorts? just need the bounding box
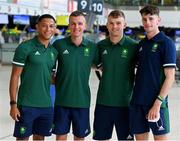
[53,106,90,138]
[13,106,54,138]
[93,105,133,140]
[129,104,170,135]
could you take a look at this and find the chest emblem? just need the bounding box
[152,43,158,52]
[63,49,69,54]
[35,51,41,55]
[121,49,128,58]
[84,48,90,56]
[139,47,143,52]
[102,49,108,55]
[51,52,55,60]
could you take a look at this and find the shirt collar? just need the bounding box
[145,32,164,42]
[107,35,126,46]
[33,36,51,48]
[67,36,88,47]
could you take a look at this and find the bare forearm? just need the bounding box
[9,75,19,101]
[9,65,23,102]
[159,69,175,99]
[148,68,175,120]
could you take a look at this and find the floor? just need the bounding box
[0,65,180,140]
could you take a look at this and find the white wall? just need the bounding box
[125,10,180,28]
[124,11,141,27]
[160,11,180,28]
[98,10,180,28]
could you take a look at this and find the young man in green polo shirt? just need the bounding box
[93,10,138,140]
[52,11,96,140]
[9,14,57,140]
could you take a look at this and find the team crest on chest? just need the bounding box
[84,48,90,56]
[51,52,55,60]
[121,48,128,58]
[152,43,158,52]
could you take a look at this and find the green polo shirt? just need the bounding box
[53,36,96,108]
[96,35,138,107]
[13,36,58,107]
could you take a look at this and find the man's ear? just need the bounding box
[124,22,127,29]
[158,17,161,23]
[156,17,161,26]
[35,24,38,31]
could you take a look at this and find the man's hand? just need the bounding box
[147,99,161,121]
[10,105,20,122]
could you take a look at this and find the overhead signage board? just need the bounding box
[78,0,103,15]
[77,0,90,13]
[91,0,103,15]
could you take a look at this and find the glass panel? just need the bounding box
[105,0,180,6]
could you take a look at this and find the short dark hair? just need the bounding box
[108,10,125,19]
[36,14,56,23]
[69,10,86,18]
[140,5,159,16]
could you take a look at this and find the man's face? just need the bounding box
[69,16,86,38]
[107,16,126,37]
[141,14,160,33]
[36,18,56,41]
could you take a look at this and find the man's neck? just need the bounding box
[71,36,83,46]
[37,36,49,48]
[147,30,160,40]
[110,35,123,44]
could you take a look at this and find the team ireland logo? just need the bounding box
[121,49,128,58]
[84,48,90,56]
[51,52,55,60]
[152,43,158,52]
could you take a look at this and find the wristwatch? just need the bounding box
[10,101,17,105]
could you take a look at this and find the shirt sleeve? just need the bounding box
[163,38,176,68]
[12,43,29,67]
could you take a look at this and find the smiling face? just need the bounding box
[141,13,160,34]
[107,16,126,38]
[68,15,86,38]
[139,5,161,37]
[36,18,56,42]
